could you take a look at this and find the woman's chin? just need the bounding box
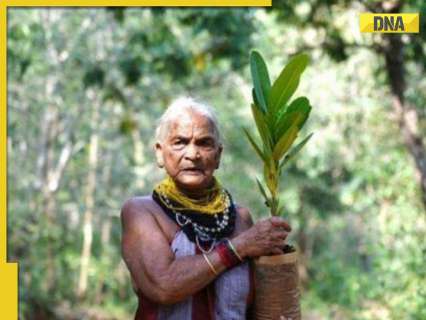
[175,175,212,191]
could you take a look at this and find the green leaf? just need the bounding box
[280,132,313,170]
[274,111,302,143]
[252,88,260,109]
[242,127,266,162]
[251,103,272,149]
[274,97,311,140]
[284,96,312,130]
[272,123,299,161]
[250,50,271,113]
[256,178,270,206]
[269,53,309,115]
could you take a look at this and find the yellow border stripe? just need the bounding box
[0,3,5,265]
[1,2,18,318]
[7,0,271,6]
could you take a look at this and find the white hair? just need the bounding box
[155,96,221,144]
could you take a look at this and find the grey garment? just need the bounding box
[158,231,250,320]
[158,231,195,320]
[214,261,250,320]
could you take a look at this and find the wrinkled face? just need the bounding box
[155,110,222,192]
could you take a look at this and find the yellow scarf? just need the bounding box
[154,176,230,215]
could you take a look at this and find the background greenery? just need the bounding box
[7,2,426,319]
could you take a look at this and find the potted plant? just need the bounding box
[244,50,313,320]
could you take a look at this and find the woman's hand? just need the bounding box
[231,216,291,258]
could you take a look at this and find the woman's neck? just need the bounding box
[174,180,216,200]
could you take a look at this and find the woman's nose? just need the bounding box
[185,144,200,160]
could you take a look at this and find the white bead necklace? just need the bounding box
[159,191,232,253]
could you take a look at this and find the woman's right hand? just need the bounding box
[231,216,292,258]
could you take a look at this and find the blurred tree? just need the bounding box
[271,0,426,209]
[266,1,426,317]
[7,7,259,318]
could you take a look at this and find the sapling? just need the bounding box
[244,50,313,219]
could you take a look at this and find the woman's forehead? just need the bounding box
[167,111,216,137]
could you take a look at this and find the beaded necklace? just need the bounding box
[154,176,229,214]
[152,177,236,253]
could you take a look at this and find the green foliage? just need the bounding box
[280,133,313,171]
[83,66,105,88]
[242,127,266,162]
[250,102,273,154]
[250,51,270,113]
[246,50,313,215]
[269,53,309,116]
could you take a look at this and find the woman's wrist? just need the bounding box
[216,241,241,268]
[229,236,248,260]
[226,239,244,262]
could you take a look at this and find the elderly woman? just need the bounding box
[121,97,291,320]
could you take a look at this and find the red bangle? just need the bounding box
[215,241,240,268]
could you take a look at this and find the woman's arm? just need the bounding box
[121,197,226,304]
[121,198,290,305]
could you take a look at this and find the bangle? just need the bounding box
[226,239,244,262]
[216,241,240,268]
[203,253,218,275]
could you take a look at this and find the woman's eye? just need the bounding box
[200,140,214,147]
[174,139,185,146]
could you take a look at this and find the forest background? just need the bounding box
[7,1,426,319]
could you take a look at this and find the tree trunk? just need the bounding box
[94,217,112,304]
[380,9,426,210]
[131,126,146,190]
[36,10,77,290]
[94,154,113,304]
[77,90,100,298]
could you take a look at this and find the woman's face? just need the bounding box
[155,110,222,193]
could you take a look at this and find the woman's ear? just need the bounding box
[215,144,223,169]
[155,142,164,168]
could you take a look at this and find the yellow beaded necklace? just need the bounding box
[154,176,229,215]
